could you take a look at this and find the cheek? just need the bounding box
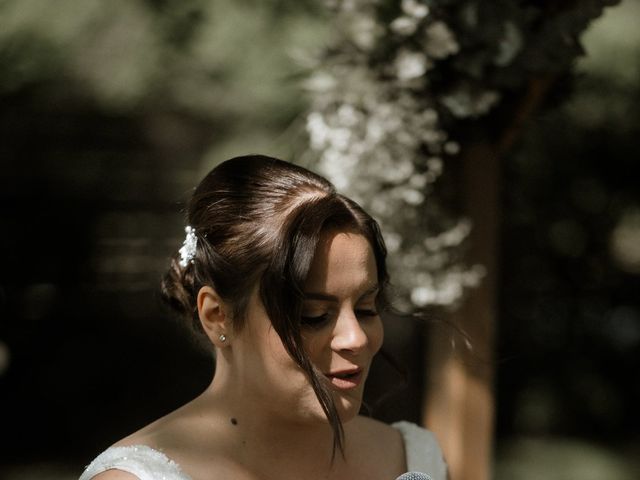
[243,324,301,381]
[302,331,332,363]
[368,317,384,354]
[264,331,302,371]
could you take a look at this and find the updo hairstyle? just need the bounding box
[161,154,389,456]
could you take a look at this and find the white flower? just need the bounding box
[390,160,415,183]
[383,231,402,253]
[391,16,419,36]
[336,103,360,126]
[495,21,523,66]
[365,117,386,143]
[402,0,429,19]
[409,173,428,188]
[420,108,439,125]
[394,49,432,80]
[420,128,444,144]
[423,219,472,251]
[411,285,437,307]
[444,141,461,155]
[306,112,331,150]
[410,266,485,307]
[303,72,337,92]
[434,276,464,305]
[348,15,382,50]
[610,209,640,274]
[426,156,443,176]
[424,21,460,59]
[402,189,425,205]
[441,88,501,118]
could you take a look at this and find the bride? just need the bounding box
[79,155,447,480]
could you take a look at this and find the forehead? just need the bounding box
[304,230,377,293]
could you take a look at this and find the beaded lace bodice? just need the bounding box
[79,445,185,480]
[79,421,446,480]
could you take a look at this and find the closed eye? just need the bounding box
[300,313,331,329]
[356,309,378,318]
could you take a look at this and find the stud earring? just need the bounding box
[219,334,227,343]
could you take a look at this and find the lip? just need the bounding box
[324,368,364,390]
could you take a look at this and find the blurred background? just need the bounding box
[1,0,639,479]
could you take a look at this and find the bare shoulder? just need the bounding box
[111,397,205,449]
[90,470,140,480]
[102,396,229,479]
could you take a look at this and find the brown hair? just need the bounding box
[161,154,389,457]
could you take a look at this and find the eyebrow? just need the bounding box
[303,284,380,302]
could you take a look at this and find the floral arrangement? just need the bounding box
[304,0,618,309]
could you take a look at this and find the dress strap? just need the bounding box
[392,421,448,480]
[79,445,191,480]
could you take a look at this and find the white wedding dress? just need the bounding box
[79,421,447,480]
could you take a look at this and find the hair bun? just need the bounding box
[160,253,198,327]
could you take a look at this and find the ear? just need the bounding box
[197,286,231,347]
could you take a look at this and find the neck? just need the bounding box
[197,369,350,476]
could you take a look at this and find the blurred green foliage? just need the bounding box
[0,0,329,164]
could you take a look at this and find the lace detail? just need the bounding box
[79,445,191,480]
[80,422,446,480]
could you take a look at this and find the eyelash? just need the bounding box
[300,313,330,329]
[300,310,379,329]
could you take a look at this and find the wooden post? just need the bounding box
[422,143,499,480]
[421,77,555,480]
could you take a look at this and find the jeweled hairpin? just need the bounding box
[178,226,197,267]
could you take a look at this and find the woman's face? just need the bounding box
[232,230,383,424]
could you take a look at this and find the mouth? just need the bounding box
[324,368,364,390]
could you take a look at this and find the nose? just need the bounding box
[330,309,368,353]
